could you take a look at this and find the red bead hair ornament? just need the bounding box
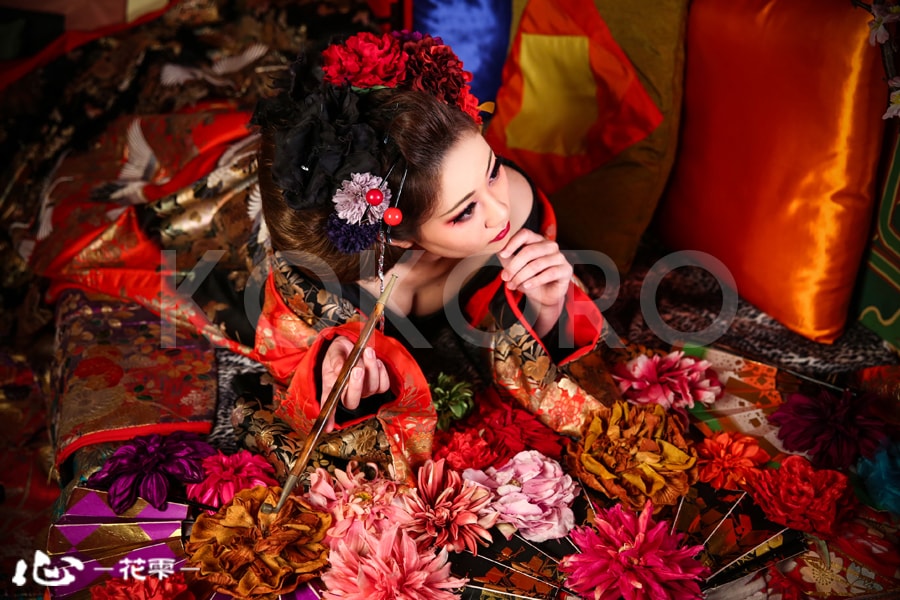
[383,207,403,226]
[365,188,385,206]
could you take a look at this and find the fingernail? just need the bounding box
[352,367,363,380]
[365,347,375,359]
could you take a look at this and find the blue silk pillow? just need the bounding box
[413,0,512,104]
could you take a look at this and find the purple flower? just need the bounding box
[768,389,888,470]
[325,212,379,254]
[87,432,215,514]
[463,450,579,543]
[332,172,390,225]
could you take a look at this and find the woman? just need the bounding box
[249,31,609,480]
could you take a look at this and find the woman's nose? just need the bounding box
[484,191,508,228]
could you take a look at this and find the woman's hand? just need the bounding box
[321,335,390,431]
[498,229,573,338]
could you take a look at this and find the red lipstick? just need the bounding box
[492,221,511,243]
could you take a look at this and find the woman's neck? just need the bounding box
[359,250,490,317]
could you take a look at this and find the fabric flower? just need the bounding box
[306,461,408,543]
[857,442,900,515]
[768,389,888,470]
[326,212,380,254]
[884,90,900,120]
[90,572,195,600]
[559,501,709,600]
[869,5,900,46]
[696,431,771,490]
[87,432,215,514]
[474,386,565,461]
[321,32,408,88]
[185,486,331,598]
[464,450,579,543]
[270,85,380,211]
[433,428,503,472]
[398,458,499,555]
[404,37,471,105]
[747,455,855,538]
[567,401,698,511]
[185,449,278,513]
[321,525,466,600]
[331,172,390,225]
[612,351,722,413]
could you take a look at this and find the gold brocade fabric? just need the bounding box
[657,0,886,343]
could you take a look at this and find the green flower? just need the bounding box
[430,373,474,431]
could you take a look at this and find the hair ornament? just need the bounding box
[253,28,480,255]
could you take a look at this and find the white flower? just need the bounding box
[884,90,900,120]
[332,172,391,224]
[869,5,900,46]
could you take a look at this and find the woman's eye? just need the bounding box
[489,158,502,182]
[451,202,476,224]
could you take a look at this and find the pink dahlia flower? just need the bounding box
[613,351,722,412]
[185,449,274,513]
[306,462,408,544]
[398,458,499,555]
[320,525,467,600]
[464,450,579,542]
[559,501,709,600]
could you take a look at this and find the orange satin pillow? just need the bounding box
[656,0,886,343]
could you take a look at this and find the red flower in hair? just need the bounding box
[456,85,483,124]
[322,32,408,88]
[405,40,473,107]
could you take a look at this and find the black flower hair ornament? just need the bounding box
[270,85,380,212]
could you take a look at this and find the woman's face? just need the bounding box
[413,131,512,258]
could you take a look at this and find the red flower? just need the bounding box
[321,32,408,88]
[456,85,483,124]
[433,428,502,471]
[475,389,565,462]
[747,455,855,538]
[404,39,474,108]
[696,432,770,491]
[90,572,195,600]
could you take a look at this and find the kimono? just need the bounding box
[248,182,613,481]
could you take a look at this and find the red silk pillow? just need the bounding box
[656,0,886,343]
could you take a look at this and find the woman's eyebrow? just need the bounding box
[439,150,494,218]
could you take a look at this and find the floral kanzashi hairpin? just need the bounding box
[326,172,403,254]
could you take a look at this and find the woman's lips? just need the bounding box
[492,221,511,243]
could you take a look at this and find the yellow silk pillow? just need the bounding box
[656,0,886,343]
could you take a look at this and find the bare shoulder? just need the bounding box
[507,165,534,232]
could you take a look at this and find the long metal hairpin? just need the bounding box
[377,163,408,295]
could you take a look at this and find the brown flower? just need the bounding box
[185,486,331,599]
[567,401,698,511]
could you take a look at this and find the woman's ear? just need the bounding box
[388,237,414,249]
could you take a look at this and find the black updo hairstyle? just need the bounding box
[253,44,480,283]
